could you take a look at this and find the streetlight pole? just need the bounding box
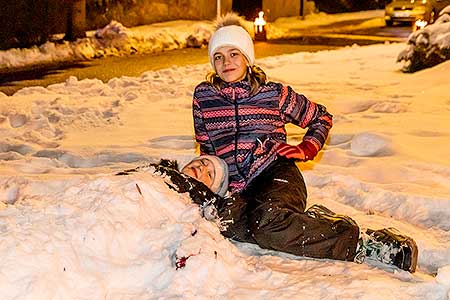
[217,0,221,18]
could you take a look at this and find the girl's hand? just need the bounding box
[276,141,318,161]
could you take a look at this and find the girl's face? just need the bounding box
[213,46,248,83]
[181,158,216,188]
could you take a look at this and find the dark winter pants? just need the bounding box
[220,157,359,261]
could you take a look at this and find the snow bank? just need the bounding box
[398,5,450,72]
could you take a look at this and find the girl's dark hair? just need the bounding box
[206,65,267,95]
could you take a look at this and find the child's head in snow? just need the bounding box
[206,13,267,94]
[181,155,229,197]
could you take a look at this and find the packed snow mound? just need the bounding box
[397,5,450,72]
[0,173,249,299]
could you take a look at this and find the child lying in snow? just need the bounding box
[118,155,418,273]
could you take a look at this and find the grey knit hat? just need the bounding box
[191,155,229,196]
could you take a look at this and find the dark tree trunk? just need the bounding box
[65,0,86,41]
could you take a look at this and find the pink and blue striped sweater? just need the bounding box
[193,80,332,194]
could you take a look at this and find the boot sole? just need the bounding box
[404,234,418,273]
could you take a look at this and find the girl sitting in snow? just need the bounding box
[120,155,417,273]
[188,12,418,273]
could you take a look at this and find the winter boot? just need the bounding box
[354,227,418,273]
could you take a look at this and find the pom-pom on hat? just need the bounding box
[208,14,255,70]
[191,155,229,197]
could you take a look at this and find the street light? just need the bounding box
[414,19,427,31]
[254,11,267,41]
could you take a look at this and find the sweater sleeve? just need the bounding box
[278,84,333,151]
[193,95,214,155]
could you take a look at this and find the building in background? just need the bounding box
[232,0,316,21]
[0,0,316,50]
[316,0,387,13]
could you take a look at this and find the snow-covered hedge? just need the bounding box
[397,5,450,73]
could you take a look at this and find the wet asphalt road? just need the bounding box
[0,23,413,96]
[0,43,342,96]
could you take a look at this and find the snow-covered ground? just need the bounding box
[1,10,450,300]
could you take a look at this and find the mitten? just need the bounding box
[277,140,318,161]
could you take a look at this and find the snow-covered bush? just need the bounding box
[397,5,450,73]
[186,25,212,48]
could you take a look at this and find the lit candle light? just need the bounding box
[414,19,428,31]
[254,11,266,34]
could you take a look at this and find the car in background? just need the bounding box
[384,0,450,26]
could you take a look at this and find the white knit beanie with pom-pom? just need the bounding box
[208,13,255,70]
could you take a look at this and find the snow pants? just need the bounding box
[220,157,360,261]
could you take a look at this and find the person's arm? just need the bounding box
[193,95,214,155]
[116,159,219,208]
[277,85,333,161]
[150,162,215,204]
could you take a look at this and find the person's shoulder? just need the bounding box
[261,81,283,92]
[194,81,218,99]
[194,81,214,92]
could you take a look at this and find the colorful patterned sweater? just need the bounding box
[193,80,333,193]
